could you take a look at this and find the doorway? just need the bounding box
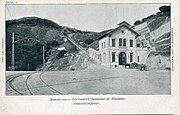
[119,52,127,65]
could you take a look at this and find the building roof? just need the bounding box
[88,40,99,49]
[117,21,131,27]
[97,21,140,40]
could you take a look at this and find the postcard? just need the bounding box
[0,0,179,114]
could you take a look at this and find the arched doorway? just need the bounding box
[119,52,127,65]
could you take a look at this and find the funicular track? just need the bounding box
[6,71,63,95]
[38,71,63,95]
[6,72,36,95]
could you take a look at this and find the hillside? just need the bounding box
[6,17,105,71]
[133,5,171,69]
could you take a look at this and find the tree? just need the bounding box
[134,20,141,25]
[84,39,94,44]
[57,50,67,58]
[51,40,59,47]
[159,5,170,13]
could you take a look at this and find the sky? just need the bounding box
[6,3,169,32]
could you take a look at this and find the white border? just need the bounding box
[0,0,179,114]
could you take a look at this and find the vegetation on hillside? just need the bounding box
[6,17,98,71]
[134,5,170,27]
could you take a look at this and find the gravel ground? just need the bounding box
[6,64,171,95]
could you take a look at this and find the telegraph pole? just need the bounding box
[12,31,15,71]
[10,32,45,71]
[28,63,29,71]
[43,45,45,69]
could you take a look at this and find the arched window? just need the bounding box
[123,39,126,47]
[119,38,122,47]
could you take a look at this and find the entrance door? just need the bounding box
[119,52,127,65]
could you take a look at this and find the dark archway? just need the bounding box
[119,52,127,65]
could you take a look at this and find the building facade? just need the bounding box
[88,21,150,68]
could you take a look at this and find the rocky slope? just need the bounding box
[133,5,171,70]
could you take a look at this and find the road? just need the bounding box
[6,64,171,95]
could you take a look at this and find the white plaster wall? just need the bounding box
[136,48,150,64]
[110,26,137,48]
[99,36,109,51]
[97,26,149,67]
[88,48,100,64]
[99,36,110,66]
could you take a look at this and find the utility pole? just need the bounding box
[43,45,45,69]
[28,63,29,71]
[12,31,15,71]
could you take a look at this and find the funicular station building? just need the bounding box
[88,21,149,68]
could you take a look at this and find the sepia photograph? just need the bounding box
[5,3,171,95]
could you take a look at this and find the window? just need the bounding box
[130,40,133,47]
[130,53,133,62]
[102,43,103,49]
[119,38,122,47]
[112,52,116,62]
[104,42,106,48]
[103,53,106,62]
[123,39,126,47]
[121,30,124,34]
[141,42,144,47]
[138,56,140,62]
[99,54,102,63]
[112,39,116,47]
[137,43,140,47]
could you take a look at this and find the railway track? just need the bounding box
[6,70,122,95]
[25,74,34,95]
[39,71,63,95]
[6,72,37,95]
[40,76,121,87]
[6,71,64,95]
[6,75,24,95]
[6,72,39,95]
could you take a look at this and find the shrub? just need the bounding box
[84,39,94,44]
[51,40,59,47]
[57,50,67,58]
[134,20,141,25]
